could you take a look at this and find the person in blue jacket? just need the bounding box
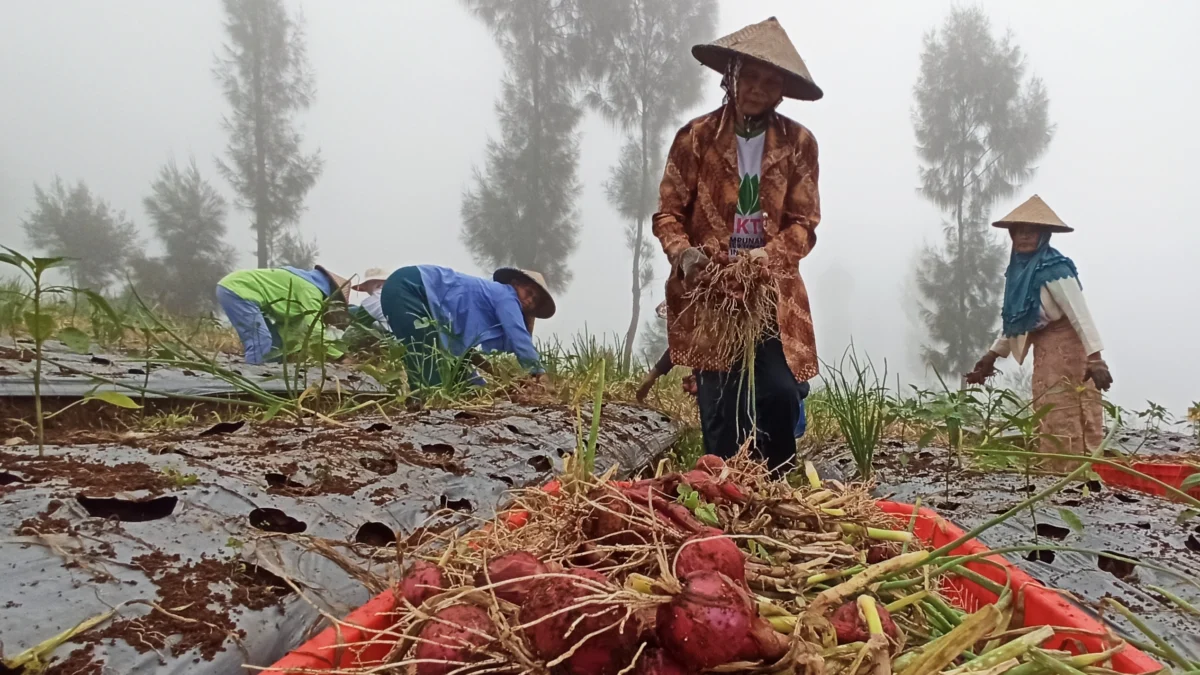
[376,265,555,391]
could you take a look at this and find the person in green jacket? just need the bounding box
[215,265,351,364]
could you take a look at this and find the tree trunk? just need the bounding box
[621,108,652,372]
[252,1,270,268]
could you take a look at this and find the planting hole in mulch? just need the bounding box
[360,456,398,475]
[527,455,552,472]
[76,495,178,522]
[1026,549,1056,563]
[440,495,473,512]
[1135,522,1151,530]
[1086,479,1103,493]
[0,472,25,485]
[935,501,961,512]
[421,443,454,460]
[1059,499,1083,507]
[265,473,306,489]
[248,507,307,534]
[1114,493,1139,504]
[1035,523,1071,540]
[1098,551,1138,579]
[199,420,246,437]
[364,422,392,433]
[489,473,515,486]
[355,521,396,547]
[1187,535,1200,553]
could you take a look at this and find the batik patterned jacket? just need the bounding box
[652,104,821,381]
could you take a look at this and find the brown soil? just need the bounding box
[16,498,70,535]
[0,345,35,361]
[45,644,102,675]
[0,449,173,497]
[88,552,291,661]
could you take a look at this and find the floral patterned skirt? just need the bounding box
[1031,319,1104,469]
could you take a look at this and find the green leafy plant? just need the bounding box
[162,467,200,488]
[1,247,73,455]
[820,346,888,481]
[676,484,719,526]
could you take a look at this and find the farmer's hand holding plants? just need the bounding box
[965,351,999,385]
[678,247,711,288]
[1084,355,1113,391]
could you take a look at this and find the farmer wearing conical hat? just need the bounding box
[966,196,1111,467]
[653,17,822,474]
[215,264,352,365]
[376,265,553,391]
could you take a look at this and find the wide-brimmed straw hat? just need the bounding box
[992,195,1074,234]
[692,17,823,101]
[493,268,556,320]
[315,265,353,301]
[352,267,389,292]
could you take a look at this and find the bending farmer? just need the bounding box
[653,17,823,475]
[377,266,554,390]
[216,265,352,364]
[966,195,1112,467]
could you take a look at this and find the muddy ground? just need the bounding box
[810,429,1200,663]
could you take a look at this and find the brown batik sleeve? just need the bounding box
[653,124,700,263]
[766,130,820,270]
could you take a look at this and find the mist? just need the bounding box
[3,1,1198,416]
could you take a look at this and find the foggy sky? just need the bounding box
[3,1,1199,417]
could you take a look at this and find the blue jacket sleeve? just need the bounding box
[497,302,544,374]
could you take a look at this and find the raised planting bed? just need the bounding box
[265,487,1159,674]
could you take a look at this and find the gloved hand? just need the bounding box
[678,247,710,286]
[1084,359,1113,391]
[964,352,999,385]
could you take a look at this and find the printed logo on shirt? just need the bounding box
[731,173,765,255]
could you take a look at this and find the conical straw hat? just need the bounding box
[315,265,353,301]
[992,195,1073,233]
[493,268,556,320]
[692,17,823,101]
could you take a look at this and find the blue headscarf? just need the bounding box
[1001,231,1079,338]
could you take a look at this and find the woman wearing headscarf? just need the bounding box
[653,17,822,475]
[966,195,1112,466]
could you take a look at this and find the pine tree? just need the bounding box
[22,177,140,292]
[912,6,1054,377]
[459,0,613,292]
[135,158,236,315]
[214,0,323,268]
[586,0,717,370]
[274,230,319,269]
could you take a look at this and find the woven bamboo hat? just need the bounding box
[315,265,352,301]
[493,268,556,320]
[992,195,1074,233]
[692,17,823,101]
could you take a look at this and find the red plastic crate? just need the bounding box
[264,499,1160,674]
[1094,461,1200,500]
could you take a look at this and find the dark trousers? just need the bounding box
[696,337,800,476]
[379,267,443,389]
